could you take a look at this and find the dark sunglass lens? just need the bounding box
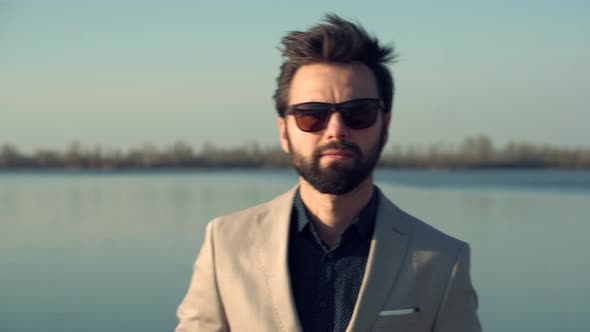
[295,110,329,132]
[343,108,378,129]
[341,102,379,129]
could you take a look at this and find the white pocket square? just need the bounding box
[379,308,419,316]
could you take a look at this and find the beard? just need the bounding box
[287,126,386,195]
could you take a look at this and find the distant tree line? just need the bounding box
[379,135,590,169]
[1,136,589,170]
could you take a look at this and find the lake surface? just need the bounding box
[1,169,589,331]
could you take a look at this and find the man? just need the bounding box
[176,14,481,332]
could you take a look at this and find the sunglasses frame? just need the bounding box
[285,98,385,133]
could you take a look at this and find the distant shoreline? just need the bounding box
[0,165,588,172]
[2,135,589,170]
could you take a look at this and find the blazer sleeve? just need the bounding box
[175,220,229,332]
[433,243,482,332]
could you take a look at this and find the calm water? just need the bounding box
[1,169,589,331]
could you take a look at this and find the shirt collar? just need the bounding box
[292,186,379,241]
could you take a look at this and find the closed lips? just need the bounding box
[321,149,355,157]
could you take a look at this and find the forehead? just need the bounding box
[288,62,379,105]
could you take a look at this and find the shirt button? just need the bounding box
[326,253,334,259]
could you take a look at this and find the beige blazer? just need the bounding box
[175,186,481,331]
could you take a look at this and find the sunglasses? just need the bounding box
[285,98,384,132]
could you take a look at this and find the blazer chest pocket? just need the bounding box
[372,309,421,329]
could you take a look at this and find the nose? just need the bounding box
[324,111,349,139]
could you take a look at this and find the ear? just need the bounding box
[383,111,391,144]
[278,117,290,153]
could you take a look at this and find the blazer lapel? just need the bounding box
[255,186,303,332]
[346,188,413,332]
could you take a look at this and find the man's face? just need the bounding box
[278,62,390,195]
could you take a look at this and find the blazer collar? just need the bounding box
[255,185,412,332]
[254,186,303,332]
[346,187,413,332]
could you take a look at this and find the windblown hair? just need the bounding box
[273,14,397,117]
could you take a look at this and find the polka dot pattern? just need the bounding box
[288,188,378,332]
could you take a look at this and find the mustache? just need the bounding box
[314,140,362,158]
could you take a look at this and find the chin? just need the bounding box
[320,158,357,169]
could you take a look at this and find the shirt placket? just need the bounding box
[311,248,338,331]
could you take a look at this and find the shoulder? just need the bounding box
[205,187,296,241]
[405,209,467,253]
[377,189,468,260]
[380,194,473,288]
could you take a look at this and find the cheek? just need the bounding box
[291,135,315,153]
[357,127,383,152]
[287,121,319,148]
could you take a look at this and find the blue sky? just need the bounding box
[1,0,588,153]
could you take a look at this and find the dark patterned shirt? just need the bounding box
[288,188,379,332]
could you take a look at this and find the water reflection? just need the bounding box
[0,170,588,332]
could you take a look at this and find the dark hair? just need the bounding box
[273,14,397,117]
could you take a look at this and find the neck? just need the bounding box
[298,176,374,248]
